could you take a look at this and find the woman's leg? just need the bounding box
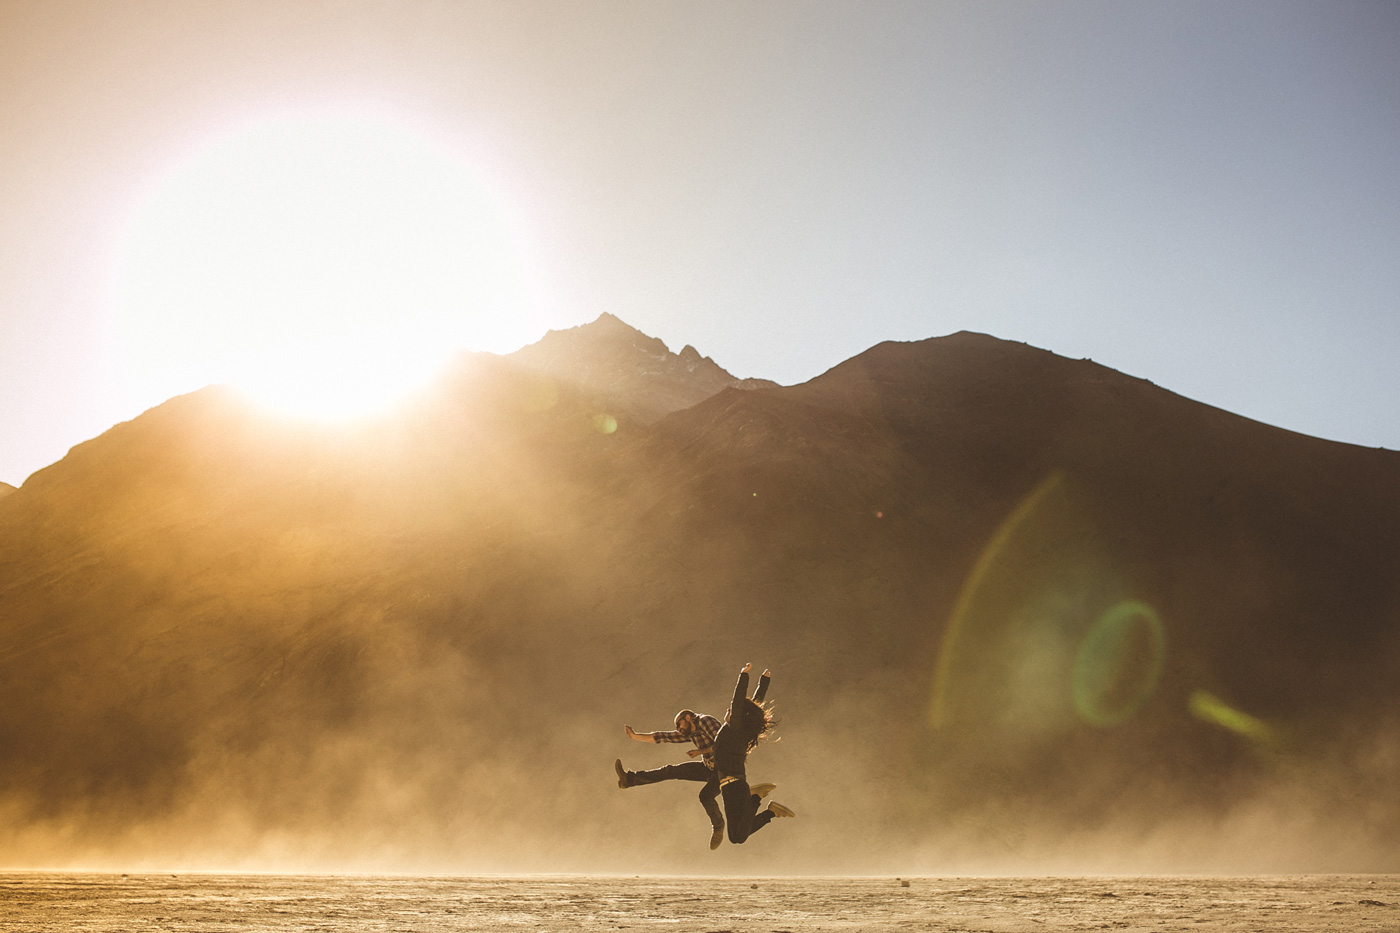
[722,779,756,843]
[746,799,776,836]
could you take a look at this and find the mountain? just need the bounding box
[0,316,1398,873]
[0,481,13,500]
[507,311,778,424]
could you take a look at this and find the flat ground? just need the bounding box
[1,873,1397,932]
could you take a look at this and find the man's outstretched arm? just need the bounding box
[625,724,689,744]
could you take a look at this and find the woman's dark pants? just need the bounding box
[720,778,774,844]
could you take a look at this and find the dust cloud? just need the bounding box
[1,332,1399,875]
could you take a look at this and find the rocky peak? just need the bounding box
[508,314,776,425]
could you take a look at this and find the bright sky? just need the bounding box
[2,1,1397,486]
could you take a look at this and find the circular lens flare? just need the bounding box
[1072,600,1166,727]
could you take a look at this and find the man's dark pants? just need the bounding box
[627,761,723,831]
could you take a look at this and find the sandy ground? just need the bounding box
[1,873,1398,932]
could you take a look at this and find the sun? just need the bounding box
[110,110,541,420]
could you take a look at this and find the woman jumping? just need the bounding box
[712,662,795,844]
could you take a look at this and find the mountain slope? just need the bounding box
[787,333,1400,712]
[0,323,1397,873]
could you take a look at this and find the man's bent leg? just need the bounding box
[698,775,724,830]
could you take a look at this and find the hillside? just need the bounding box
[0,317,1397,873]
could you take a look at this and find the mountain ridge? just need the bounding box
[0,317,1398,872]
[505,311,779,425]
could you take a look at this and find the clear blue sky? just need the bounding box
[2,1,1398,486]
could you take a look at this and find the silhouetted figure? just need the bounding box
[615,695,780,850]
[615,709,728,847]
[712,663,794,844]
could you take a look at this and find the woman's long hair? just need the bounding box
[732,698,777,753]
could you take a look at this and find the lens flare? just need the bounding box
[1189,690,1274,743]
[928,471,1168,738]
[929,472,1067,729]
[1071,600,1166,727]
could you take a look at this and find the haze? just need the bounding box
[2,316,1398,875]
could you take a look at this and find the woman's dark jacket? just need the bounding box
[712,669,770,780]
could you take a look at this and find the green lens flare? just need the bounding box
[592,413,618,434]
[1189,690,1274,743]
[929,472,1066,728]
[1071,600,1166,727]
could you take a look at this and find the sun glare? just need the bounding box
[110,111,540,420]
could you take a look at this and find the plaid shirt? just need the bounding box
[652,713,721,768]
